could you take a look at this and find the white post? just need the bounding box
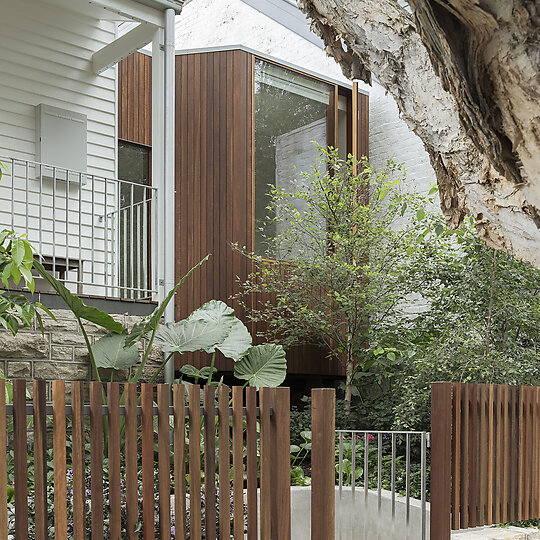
[151,24,165,306]
[163,8,176,385]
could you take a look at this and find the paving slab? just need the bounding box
[452,526,540,540]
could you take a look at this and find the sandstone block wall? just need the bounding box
[0,308,165,392]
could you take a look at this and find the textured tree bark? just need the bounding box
[298,0,540,267]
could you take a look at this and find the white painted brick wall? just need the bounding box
[176,0,439,204]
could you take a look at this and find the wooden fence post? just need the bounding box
[311,388,335,540]
[13,379,28,540]
[431,382,452,540]
[274,387,291,540]
[260,387,291,540]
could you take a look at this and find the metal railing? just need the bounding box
[0,155,157,300]
[336,429,430,540]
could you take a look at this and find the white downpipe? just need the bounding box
[152,26,164,308]
[163,8,176,385]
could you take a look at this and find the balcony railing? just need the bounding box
[0,156,157,300]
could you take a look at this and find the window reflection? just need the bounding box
[254,59,332,259]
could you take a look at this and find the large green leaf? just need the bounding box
[124,255,209,347]
[215,318,252,361]
[234,344,287,388]
[188,300,252,360]
[187,299,235,322]
[91,333,140,370]
[33,260,123,333]
[154,318,232,354]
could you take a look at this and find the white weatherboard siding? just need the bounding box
[0,0,120,296]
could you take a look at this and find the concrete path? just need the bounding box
[452,526,540,540]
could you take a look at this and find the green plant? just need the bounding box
[166,300,287,389]
[390,216,540,430]
[290,430,312,486]
[234,147,434,406]
[0,230,54,334]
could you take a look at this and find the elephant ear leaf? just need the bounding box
[234,344,287,388]
[92,333,140,370]
[188,299,234,320]
[188,300,251,360]
[154,318,232,355]
[216,318,252,361]
[33,260,123,333]
[124,256,209,347]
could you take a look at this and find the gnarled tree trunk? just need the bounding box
[298,0,540,266]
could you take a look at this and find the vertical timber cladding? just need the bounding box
[118,52,152,146]
[431,382,540,535]
[119,50,370,375]
[175,50,253,371]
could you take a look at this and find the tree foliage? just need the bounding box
[235,147,433,404]
[391,216,540,429]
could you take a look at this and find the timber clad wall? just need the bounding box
[119,50,369,377]
[118,53,152,147]
[175,50,253,372]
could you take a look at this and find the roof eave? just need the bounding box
[132,0,183,15]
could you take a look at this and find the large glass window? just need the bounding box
[254,59,332,258]
[117,141,151,298]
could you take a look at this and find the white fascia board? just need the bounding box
[93,22,158,73]
[240,0,324,49]
[89,0,164,26]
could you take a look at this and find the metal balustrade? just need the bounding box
[336,429,430,540]
[0,155,157,300]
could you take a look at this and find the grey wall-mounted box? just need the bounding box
[35,104,87,183]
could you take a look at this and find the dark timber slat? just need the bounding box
[494,385,502,524]
[451,383,461,529]
[430,382,452,540]
[487,384,494,525]
[460,384,469,529]
[232,386,244,539]
[52,380,67,539]
[157,384,171,540]
[204,385,217,540]
[218,385,231,540]
[535,388,540,517]
[90,381,104,540]
[510,385,519,522]
[468,384,478,527]
[501,385,510,523]
[479,384,488,524]
[246,387,258,540]
[0,380,6,540]
[125,383,139,539]
[189,384,202,540]
[274,387,291,539]
[141,383,155,540]
[107,383,121,540]
[33,379,48,540]
[259,387,272,540]
[71,381,85,540]
[173,384,187,540]
[311,388,336,540]
[13,379,28,539]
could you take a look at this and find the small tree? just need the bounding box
[234,147,434,406]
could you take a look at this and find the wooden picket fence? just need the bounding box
[431,382,540,539]
[0,379,307,540]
